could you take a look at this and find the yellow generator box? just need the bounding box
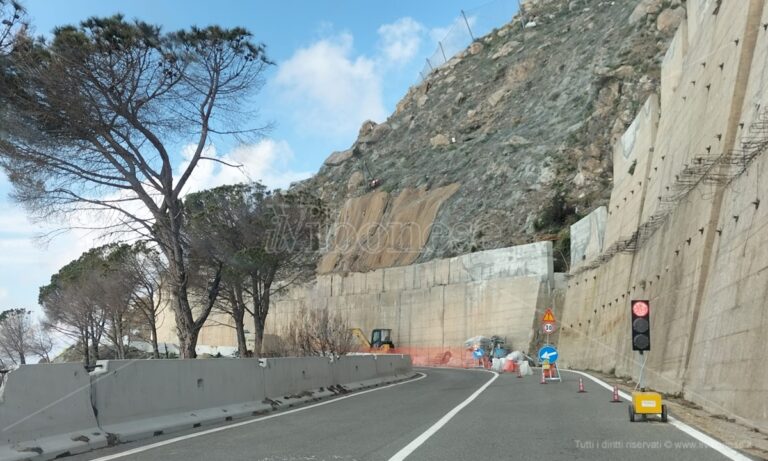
[632,391,662,414]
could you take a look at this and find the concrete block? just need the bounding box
[373,355,413,378]
[661,21,688,115]
[0,363,107,461]
[365,269,384,294]
[262,357,334,398]
[91,359,267,443]
[570,207,607,268]
[331,356,379,386]
[433,259,451,286]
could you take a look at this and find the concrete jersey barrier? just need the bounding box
[90,359,268,443]
[0,363,108,461]
[0,355,414,460]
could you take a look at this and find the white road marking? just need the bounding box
[388,370,499,461]
[87,373,428,461]
[564,369,751,461]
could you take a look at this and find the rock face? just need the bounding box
[317,184,461,273]
[656,7,685,33]
[295,0,681,273]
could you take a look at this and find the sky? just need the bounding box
[0,0,518,317]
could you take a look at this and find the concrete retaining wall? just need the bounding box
[560,0,768,431]
[267,242,555,356]
[156,242,558,357]
[0,355,413,460]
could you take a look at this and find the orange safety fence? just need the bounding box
[392,346,497,369]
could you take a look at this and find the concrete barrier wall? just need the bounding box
[261,357,334,398]
[0,355,413,460]
[332,356,380,387]
[560,0,768,430]
[91,359,267,442]
[0,363,107,461]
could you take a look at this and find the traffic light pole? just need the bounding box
[636,350,647,391]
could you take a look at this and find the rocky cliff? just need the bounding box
[295,0,684,273]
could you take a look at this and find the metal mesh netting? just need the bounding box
[419,0,520,81]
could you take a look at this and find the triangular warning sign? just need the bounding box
[542,308,556,323]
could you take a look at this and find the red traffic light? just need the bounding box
[631,300,649,317]
[630,300,651,352]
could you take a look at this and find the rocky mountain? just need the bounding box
[294,0,684,273]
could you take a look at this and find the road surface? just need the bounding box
[67,368,743,461]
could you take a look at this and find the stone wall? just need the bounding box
[559,0,768,430]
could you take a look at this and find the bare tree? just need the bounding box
[0,308,33,365]
[39,246,123,365]
[0,16,272,358]
[29,325,55,363]
[283,306,355,357]
[121,243,167,358]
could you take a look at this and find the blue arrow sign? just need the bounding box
[538,345,558,364]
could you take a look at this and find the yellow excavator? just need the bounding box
[350,328,396,353]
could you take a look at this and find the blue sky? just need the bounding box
[0,0,518,316]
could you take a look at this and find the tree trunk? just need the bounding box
[235,320,247,357]
[176,315,198,359]
[149,319,160,359]
[253,313,265,357]
[162,200,201,359]
[230,284,248,357]
[82,333,90,367]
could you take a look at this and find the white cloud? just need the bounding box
[273,33,387,138]
[377,17,425,66]
[179,139,312,194]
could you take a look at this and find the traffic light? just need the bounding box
[631,300,650,351]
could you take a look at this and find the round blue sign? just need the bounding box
[538,345,558,363]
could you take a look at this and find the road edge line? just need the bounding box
[88,372,428,461]
[562,368,751,461]
[388,370,499,461]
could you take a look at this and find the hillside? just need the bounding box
[295,0,684,273]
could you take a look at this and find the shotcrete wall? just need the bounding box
[559,0,768,430]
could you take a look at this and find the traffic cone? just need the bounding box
[540,369,547,384]
[517,365,523,378]
[578,378,587,393]
[610,385,621,403]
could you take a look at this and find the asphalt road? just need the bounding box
[67,368,739,461]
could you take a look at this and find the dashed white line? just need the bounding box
[388,370,499,461]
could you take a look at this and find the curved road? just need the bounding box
[67,368,739,461]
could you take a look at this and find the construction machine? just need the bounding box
[350,328,396,352]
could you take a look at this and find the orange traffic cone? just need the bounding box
[578,378,587,393]
[610,385,621,403]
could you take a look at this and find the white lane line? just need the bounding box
[388,370,499,461]
[563,369,751,461]
[88,373,428,461]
